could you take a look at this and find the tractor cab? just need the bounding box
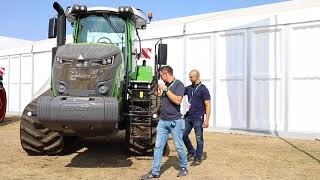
[49,4,150,82]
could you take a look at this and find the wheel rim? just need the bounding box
[0,86,7,121]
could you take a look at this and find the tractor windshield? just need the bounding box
[76,14,126,49]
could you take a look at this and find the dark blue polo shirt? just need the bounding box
[160,79,185,120]
[184,83,211,120]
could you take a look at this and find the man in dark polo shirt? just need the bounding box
[183,69,211,166]
[141,65,188,179]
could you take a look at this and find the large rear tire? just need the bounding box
[20,90,81,156]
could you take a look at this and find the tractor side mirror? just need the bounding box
[48,18,57,39]
[158,44,167,65]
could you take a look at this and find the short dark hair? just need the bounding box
[159,65,173,75]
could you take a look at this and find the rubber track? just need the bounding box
[20,89,65,156]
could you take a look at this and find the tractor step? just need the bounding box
[130,122,152,127]
[131,88,151,91]
[124,113,152,117]
[131,98,150,102]
[129,110,150,114]
[130,135,151,140]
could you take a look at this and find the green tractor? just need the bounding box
[20,2,168,155]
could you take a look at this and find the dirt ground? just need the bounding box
[0,117,319,180]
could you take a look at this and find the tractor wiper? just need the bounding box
[102,13,124,41]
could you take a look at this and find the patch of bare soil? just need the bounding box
[0,117,319,180]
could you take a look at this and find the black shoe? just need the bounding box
[190,159,201,166]
[177,167,188,177]
[187,152,194,161]
[140,171,160,180]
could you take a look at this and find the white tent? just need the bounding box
[0,36,33,49]
[0,0,319,139]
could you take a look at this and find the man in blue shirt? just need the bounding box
[141,66,188,179]
[183,69,211,166]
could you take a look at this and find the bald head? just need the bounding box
[190,69,199,78]
[189,69,201,84]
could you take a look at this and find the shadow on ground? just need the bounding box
[66,133,133,168]
[160,151,208,175]
[0,116,20,127]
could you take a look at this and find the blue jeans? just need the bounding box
[183,117,204,160]
[152,119,187,176]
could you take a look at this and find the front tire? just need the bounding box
[20,90,81,156]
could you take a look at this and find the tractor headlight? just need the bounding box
[101,56,114,65]
[57,84,66,93]
[56,81,68,94]
[56,57,72,65]
[96,82,110,95]
[90,56,114,66]
[118,6,134,15]
[56,57,62,64]
[98,85,108,94]
[69,4,87,14]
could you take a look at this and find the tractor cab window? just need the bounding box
[76,14,126,50]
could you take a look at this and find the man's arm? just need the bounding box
[203,101,211,128]
[166,90,183,105]
[158,83,184,105]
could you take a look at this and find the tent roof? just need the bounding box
[0,36,33,49]
[140,0,320,39]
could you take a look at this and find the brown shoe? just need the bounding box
[140,171,160,179]
[190,159,201,166]
[187,152,194,161]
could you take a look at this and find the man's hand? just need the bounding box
[157,87,163,96]
[203,119,209,128]
[203,100,211,128]
[158,83,168,92]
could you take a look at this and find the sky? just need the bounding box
[1,0,288,41]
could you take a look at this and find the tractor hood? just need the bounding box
[52,44,123,97]
[55,43,121,60]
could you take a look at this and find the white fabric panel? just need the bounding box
[288,23,320,133]
[163,38,184,82]
[250,28,284,131]
[33,52,52,95]
[9,56,20,84]
[186,36,212,79]
[20,54,33,84]
[185,35,214,126]
[20,84,32,112]
[8,84,20,112]
[215,31,247,129]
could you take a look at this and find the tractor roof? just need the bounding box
[66,6,147,29]
[86,7,119,14]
